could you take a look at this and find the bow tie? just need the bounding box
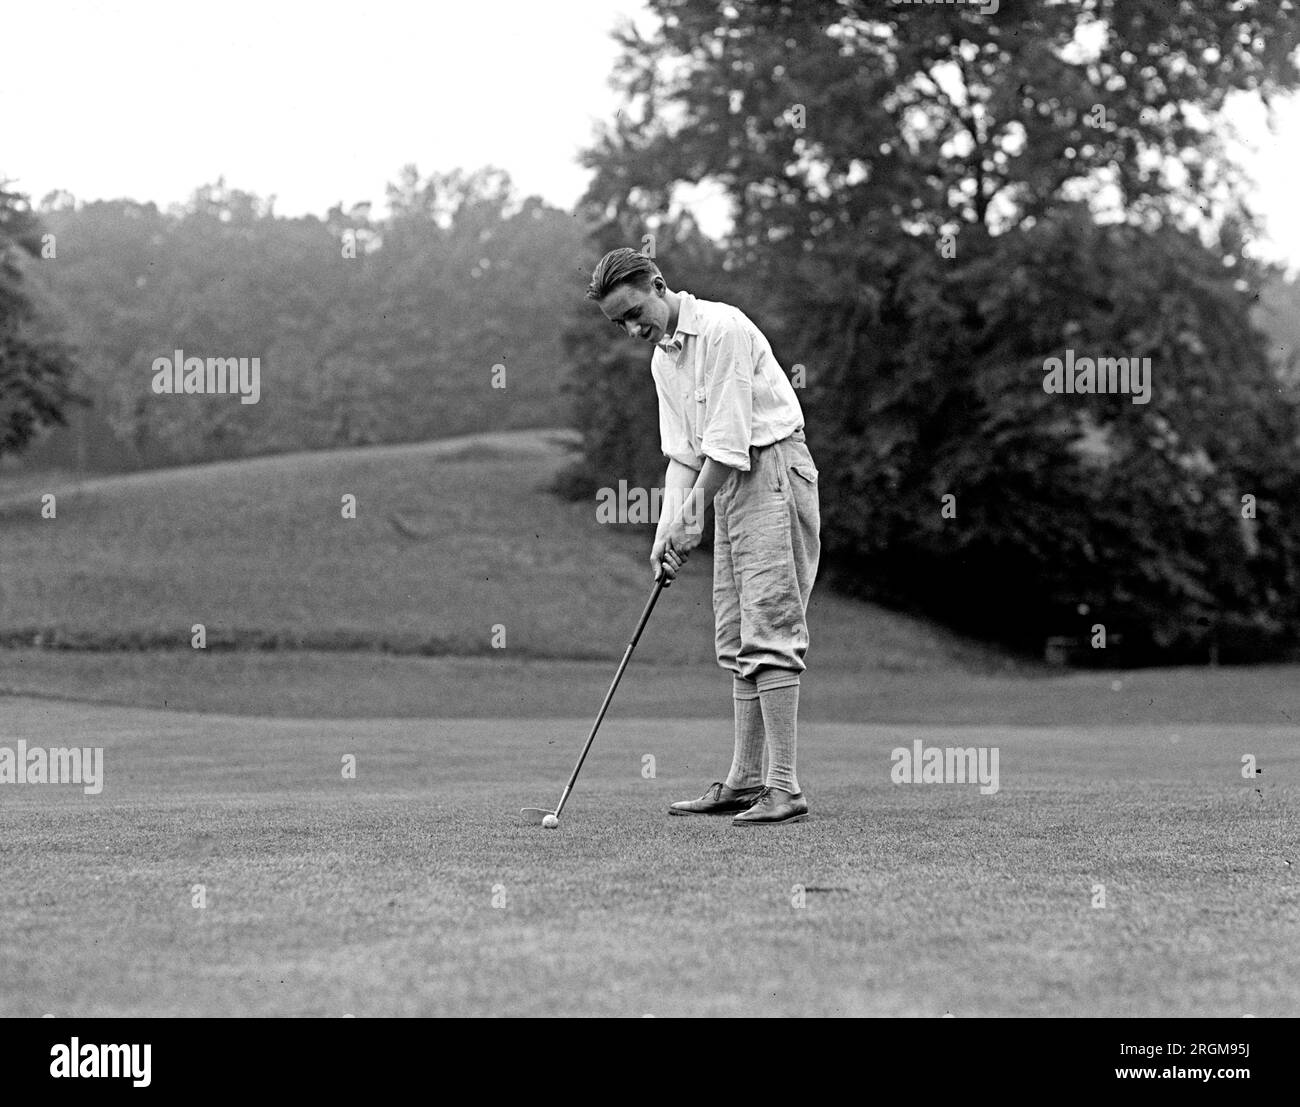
[657,335,682,354]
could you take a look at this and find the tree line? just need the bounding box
[2,167,583,471]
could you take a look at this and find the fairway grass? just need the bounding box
[3,430,1297,1017]
[5,650,1300,724]
[1,696,1295,1018]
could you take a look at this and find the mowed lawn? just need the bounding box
[0,694,1295,1018]
[1,429,1297,1017]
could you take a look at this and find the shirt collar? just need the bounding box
[656,291,698,354]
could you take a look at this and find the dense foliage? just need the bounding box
[564,0,1300,662]
[23,169,582,469]
[0,186,81,459]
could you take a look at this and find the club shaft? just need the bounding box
[553,575,665,818]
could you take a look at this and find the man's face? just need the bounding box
[598,279,671,344]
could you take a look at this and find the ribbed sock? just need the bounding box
[724,675,765,790]
[757,669,801,794]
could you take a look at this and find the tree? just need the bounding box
[0,185,80,459]
[568,0,1300,661]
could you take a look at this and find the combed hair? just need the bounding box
[586,248,661,300]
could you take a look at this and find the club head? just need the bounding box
[520,807,555,825]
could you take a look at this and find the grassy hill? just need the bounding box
[4,429,1298,723]
[0,429,1008,668]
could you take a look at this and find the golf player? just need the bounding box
[587,248,821,825]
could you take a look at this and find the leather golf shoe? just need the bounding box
[669,781,765,816]
[732,786,809,825]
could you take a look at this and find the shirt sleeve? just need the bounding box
[698,319,754,470]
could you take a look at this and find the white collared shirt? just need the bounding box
[650,291,804,471]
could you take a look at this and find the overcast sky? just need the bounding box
[4,0,1297,270]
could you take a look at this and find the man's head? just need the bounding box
[587,247,676,345]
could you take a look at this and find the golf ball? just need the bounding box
[542,814,559,829]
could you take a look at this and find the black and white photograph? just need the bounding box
[1,0,1298,1060]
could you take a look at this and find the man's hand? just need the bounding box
[650,457,734,585]
[665,510,704,558]
[651,509,704,586]
[650,531,687,586]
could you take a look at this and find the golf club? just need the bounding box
[522,567,668,827]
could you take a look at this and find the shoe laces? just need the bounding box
[750,786,775,807]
